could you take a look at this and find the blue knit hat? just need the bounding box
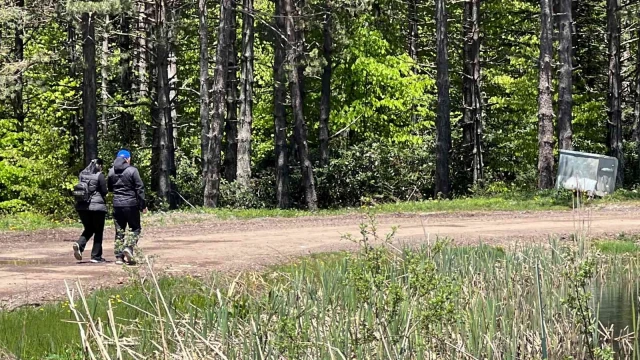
[117,149,131,159]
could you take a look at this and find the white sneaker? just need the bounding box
[123,248,135,265]
[73,243,82,261]
[115,258,124,265]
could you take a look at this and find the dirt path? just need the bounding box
[1,206,639,309]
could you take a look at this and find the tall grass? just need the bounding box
[10,235,636,359]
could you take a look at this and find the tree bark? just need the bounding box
[634,4,640,171]
[537,0,555,189]
[462,0,483,185]
[152,0,176,207]
[607,0,623,187]
[199,0,210,184]
[82,12,98,166]
[138,1,150,147]
[203,0,232,207]
[68,21,81,166]
[319,0,332,167]
[434,0,451,198]
[407,0,418,125]
[224,0,239,182]
[168,2,179,152]
[285,0,318,210]
[274,0,290,208]
[119,12,134,148]
[12,0,24,137]
[557,0,573,150]
[236,0,254,187]
[101,15,109,136]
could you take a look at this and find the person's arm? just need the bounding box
[132,168,146,210]
[98,173,108,197]
[107,170,114,192]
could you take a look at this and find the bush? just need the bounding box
[315,140,434,207]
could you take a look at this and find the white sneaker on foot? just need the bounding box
[73,243,82,261]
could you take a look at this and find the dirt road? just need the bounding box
[1,206,639,309]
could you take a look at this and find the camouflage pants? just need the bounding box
[113,207,141,258]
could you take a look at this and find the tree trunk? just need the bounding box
[407,0,418,125]
[434,0,451,198]
[82,12,98,166]
[152,0,176,207]
[607,0,623,187]
[537,0,555,189]
[68,21,81,166]
[138,2,149,147]
[285,0,318,210]
[634,4,640,171]
[295,0,306,106]
[236,0,254,187]
[203,0,232,207]
[12,0,24,137]
[168,2,179,152]
[319,1,332,166]
[224,0,239,182]
[119,13,134,148]
[274,0,290,208]
[462,0,483,185]
[199,0,210,185]
[101,15,109,136]
[557,0,573,150]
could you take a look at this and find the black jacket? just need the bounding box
[107,158,146,209]
[75,172,108,212]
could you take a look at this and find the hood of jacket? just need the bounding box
[113,157,130,174]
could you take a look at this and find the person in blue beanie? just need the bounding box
[107,149,147,265]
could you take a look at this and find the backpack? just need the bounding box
[73,180,92,203]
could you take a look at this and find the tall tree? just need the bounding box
[82,12,98,165]
[12,0,25,137]
[274,0,290,208]
[318,0,332,166]
[151,0,176,207]
[434,0,451,197]
[462,0,483,184]
[407,0,418,125]
[203,0,232,207]
[67,21,81,164]
[119,12,134,148]
[224,0,239,182]
[168,1,179,151]
[284,0,318,210]
[607,0,623,187]
[537,0,555,189]
[199,0,210,184]
[557,0,573,150]
[236,0,254,187]
[137,1,150,147]
[101,15,109,135]
[634,4,640,168]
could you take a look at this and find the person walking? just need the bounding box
[72,158,108,263]
[107,149,147,265]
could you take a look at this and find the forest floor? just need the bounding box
[1,204,640,310]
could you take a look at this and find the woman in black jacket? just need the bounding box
[73,158,108,263]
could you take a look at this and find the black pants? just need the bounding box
[113,206,141,258]
[77,210,106,260]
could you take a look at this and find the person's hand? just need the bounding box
[142,208,148,214]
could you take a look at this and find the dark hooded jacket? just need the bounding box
[75,161,108,212]
[107,157,146,209]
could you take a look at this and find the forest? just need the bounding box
[0,0,639,216]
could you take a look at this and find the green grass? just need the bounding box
[594,241,640,254]
[3,189,640,232]
[3,235,640,359]
[0,275,211,359]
